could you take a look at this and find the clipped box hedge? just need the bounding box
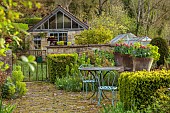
[47,54,77,83]
[118,70,170,110]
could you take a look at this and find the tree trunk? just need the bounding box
[136,0,141,36]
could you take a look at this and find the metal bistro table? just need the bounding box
[78,66,124,100]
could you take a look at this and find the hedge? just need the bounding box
[15,17,42,25]
[13,23,28,30]
[118,70,170,110]
[47,54,77,83]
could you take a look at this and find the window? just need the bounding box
[57,11,63,29]
[42,20,48,29]
[49,32,68,45]
[72,20,78,28]
[33,36,41,49]
[49,15,56,29]
[64,15,71,28]
[34,11,86,31]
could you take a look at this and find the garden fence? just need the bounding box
[12,50,48,82]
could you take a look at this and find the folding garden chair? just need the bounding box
[97,71,117,106]
[78,64,96,96]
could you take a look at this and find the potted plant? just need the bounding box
[120,43,133,71]
[113,43,123,66]
[57,41,64,46]
[132,43,160,71]
[67,42,72,46]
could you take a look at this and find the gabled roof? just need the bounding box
[28,5,89,32]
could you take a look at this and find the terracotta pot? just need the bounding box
[114,52,123,66]
[122,54,133,71]
[133,57,153,71]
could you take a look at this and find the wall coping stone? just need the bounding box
[46,44,112,48]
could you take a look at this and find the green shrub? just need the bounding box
[1,66,27,99]
[150,37,169,66]
[47,54,77,83]
[16,17,42,25]
[13,23,28,30]
[55,76,82,92]
[75,26,112,44]
[2,77,16,99]
[0,99,15,113]
[118,70,170,110]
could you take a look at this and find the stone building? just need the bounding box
[28,5,89,50]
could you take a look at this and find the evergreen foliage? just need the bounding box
[1,66,27,99]
[47,54,77,83]
[118,70,170,110]
[150,37,169,66]
[75,26,112,44]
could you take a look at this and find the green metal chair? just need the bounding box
[78,64,96,95]
[97,71,117,106]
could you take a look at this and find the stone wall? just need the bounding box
[46,44,113,54]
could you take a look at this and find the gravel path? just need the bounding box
[4,82,103,113]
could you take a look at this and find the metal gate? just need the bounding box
[13,50,48,82]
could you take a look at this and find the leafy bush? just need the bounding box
[150,37,169,66]
[75,26,112,44]
[15,17,42,25]
[1,66,27,99]
[13,23,28,30]
[47,54,77,83]
[118,70,170,110]
[1,77,16,99]
[86,50,114,66]
[55,76,82,92]
[0,99,15,113]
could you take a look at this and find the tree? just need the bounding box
[0,0,38,71]
[54,0,72,11]
[122,0,170,38]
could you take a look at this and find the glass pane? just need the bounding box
[57,11,63,29]
[37,26,40,29]
[64,15,71,28]
[50,33,54,36]
[44,20,48,29]
[59,33,62,41]
[63,33,67,41]
[54,33,58,41]
[72,20,78,28]
[49,15,56,29]
[34,40,41,49]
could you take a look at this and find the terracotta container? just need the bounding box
[114,52,123,66]
[133,57,153,71]
[122,54,133,71]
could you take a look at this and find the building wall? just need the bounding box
[29,31,82,50]
[67,31,81,45]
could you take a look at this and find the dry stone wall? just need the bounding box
[46,44,113,54]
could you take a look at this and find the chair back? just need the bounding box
[97,71,116,87]
[78,64,94,80]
